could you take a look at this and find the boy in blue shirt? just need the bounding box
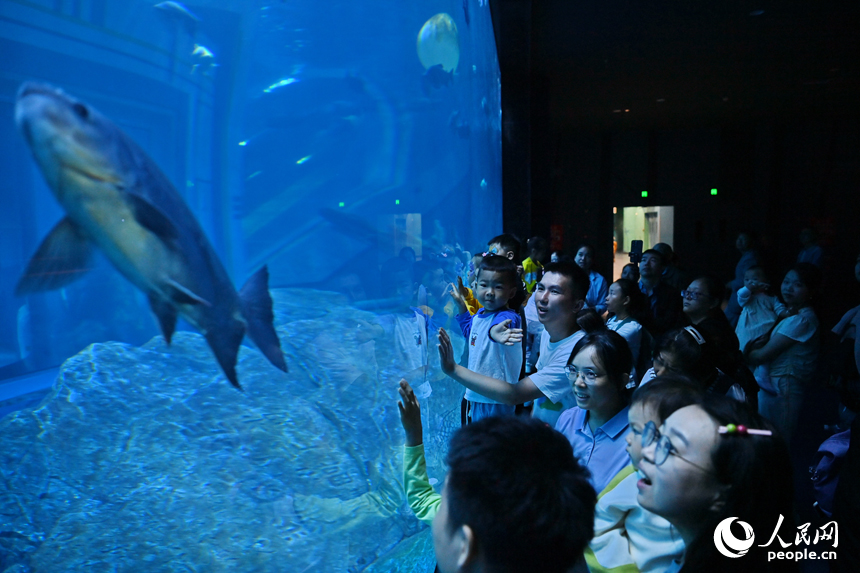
[450,255,523,421]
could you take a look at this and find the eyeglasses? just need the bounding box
[681,290,709,301]
[651,354,680,374]
[641,421,717,476]
[565,365,605,384]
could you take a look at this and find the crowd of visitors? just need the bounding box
[381,229,858,572]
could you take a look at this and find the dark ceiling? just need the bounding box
[528,0,860,128]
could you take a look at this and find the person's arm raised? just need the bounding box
[437,327,544,404]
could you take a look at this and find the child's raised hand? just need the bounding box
[398,379,423,447]
[448,282,467,313]
[490,319,523,346]
[456,276,471,297]
[437,327,457,375]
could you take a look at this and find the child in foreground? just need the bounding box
[398,379,596,573]
[586,375,701,573]
[398,379,440,525]
[449,255,523,422]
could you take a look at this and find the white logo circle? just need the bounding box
[713,517,756,558]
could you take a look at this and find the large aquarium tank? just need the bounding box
[0,1,502,570]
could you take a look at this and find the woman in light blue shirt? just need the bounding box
[556,325,633,494]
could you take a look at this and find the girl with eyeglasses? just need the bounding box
[555,327,634,494]
[637,394,796,572]
[586,375,702,573]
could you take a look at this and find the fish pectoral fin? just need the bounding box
[125,193,179,243]
[15,217,93,295]
[239,265,288,373]
[166,279,211,306]
[148,294,178,344]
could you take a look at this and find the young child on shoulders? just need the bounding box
[450,254,524,421]
[735,266,791,393]
[586,375,702,573]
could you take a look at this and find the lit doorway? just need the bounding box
[612,206,674,280]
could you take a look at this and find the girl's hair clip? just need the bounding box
[718,424,773,436]
[625,374,637,390]
[684,326,706,345]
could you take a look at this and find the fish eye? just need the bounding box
[72,102,89,120]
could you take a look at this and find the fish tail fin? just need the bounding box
[239,265,288,373]
[206,324,245,390]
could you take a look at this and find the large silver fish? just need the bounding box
[14,82,287,389]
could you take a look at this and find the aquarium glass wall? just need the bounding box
[0,1,501,570]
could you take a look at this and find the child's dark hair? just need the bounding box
[569,326,634,405]
[576,308,605,334]
[631,374,703,424]
[681,395,795,573]
[745,265,767,279]
[488,233,521,261]
[622,263,641,281]
[527,236,548,255]
[445,415,596,573]
[541,261,590,302]
[476,254,519,287]
[611,278,649,318]
[653,327,719,387]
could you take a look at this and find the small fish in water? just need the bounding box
[191,44,217,76]
[192,43,214,58]
[463,0,470,26]
[263,77,298,93]
[422,64,454,95]
[14,82,288,389]
[154,1,200,23]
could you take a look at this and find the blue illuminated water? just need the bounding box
[0,1,501,570]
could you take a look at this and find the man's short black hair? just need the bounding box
[487,233,521,260]
[541,261,590,302]
[641,249,665,266]
[476,254,519,287]
[445,416,596,573]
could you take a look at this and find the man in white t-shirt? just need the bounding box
[438,262,590,424]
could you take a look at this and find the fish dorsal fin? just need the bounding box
[166,278,211,306]
[15,217,93,295]
[148,294,178,344]
[124,192,179,243]
[239,265,288,373]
